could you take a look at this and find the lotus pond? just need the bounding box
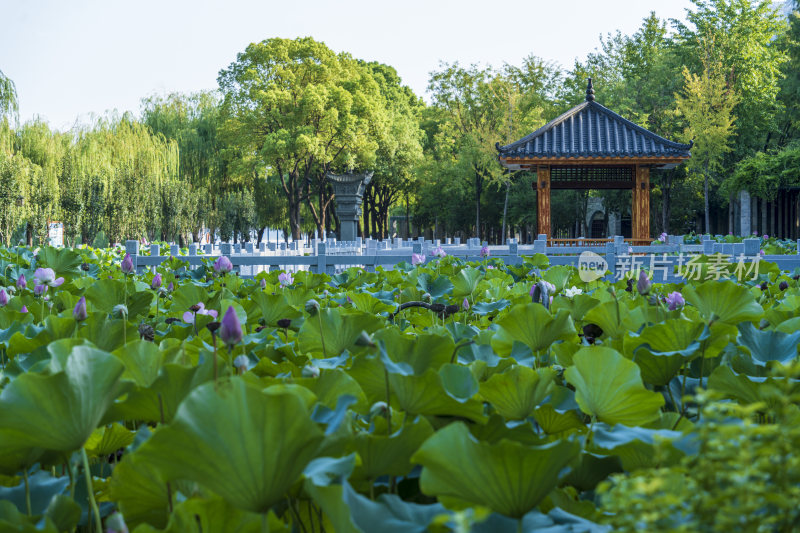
[0,245,799,532]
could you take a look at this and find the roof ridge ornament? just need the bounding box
[586,78,595,102]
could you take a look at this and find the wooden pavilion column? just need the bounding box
[632,165,650,241]
[537,165,551,238]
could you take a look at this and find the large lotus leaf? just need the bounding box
[471,299,511,315]
[136,379,324,513]
[389,369,486,422]
[439,363,479,401]
[551,293,602,322]
[624,320,706,386]
[107,360,214,424]
[297,308,382,356]
[533,405,586,435]
[248,291,302,327]
[113,339,164,387]
[0,470,70,516]
[375,328,454,374]
[169,283,210,318]
[295,368,368,412]
[347,292,396,314]
[564,347,664,426]
[85,423,135,458]
[479,366,555,420]
[682,280,763,324]
[561,453,623,492]
[587,423,683,471]
[491,304,577,356]
[452,267,483,298]
[109,452,170,529]
[37,246,82,274]
[707,365,780,408]
[583,301,645,340]
[411,422,580,518]
[131,496,282,533]
[79,315,139,352]
[351,417,434,479]
[542,266,575,292]
[0,345,125,451]
[348,353,389,404]
[415,273,454,300]
[737,322,800,365]
[0,500,58,533]
[84,278,153,319]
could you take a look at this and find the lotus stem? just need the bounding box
[81,447,103,533]
[23,468,31,516]
[317,313,327,359]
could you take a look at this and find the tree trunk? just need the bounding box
[475,171,483,240]
[501,180,510,244]
[703,160,710,234]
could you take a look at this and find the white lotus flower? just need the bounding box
[564,286,583,299]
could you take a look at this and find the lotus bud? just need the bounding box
[369,401,390,419]
[167,281,174,292]
[20,305,28,313]
[462,297,470,310]
[0,288,7,307]
[73,296,87,321]
[305,299,320,316]
[302,364,320,378]
[220,306,243,347]
[213,256,233,273]
[113,304,128,318]
[354,330,375,347]
[121,253,134,274]
[234,355,249,374]
[151,273,162,290]
[480,245,490,258]
[16,274,26,290]
[278,272,293,287]
[260,278,267,289]
[779,281,789,291]
[665,291,685,311]
[636,270,651,296]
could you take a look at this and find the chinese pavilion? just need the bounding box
[496,79,692,241]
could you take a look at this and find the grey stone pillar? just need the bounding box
[739,190,751,237]
[326,171,373,242]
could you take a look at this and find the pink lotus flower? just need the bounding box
[182,302,218,324]
[0,288,8,307]
[412,253,426,265]
[480,246,490,258]
[33,267,64,288]
[665,291,685,311]
[432,246,447,258]
[278,272,293,287]
[658,232,667,243]
[33,284,47,297]
[220,305,243,347]
[763,234,769,239]
[637,270,651,296]
[121,253,134,274]
[213,256,233,273]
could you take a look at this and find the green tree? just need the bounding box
[0,69,17,123]
[218,37,381,241]
[674,56,738,233]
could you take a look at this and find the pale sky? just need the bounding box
[1,0,698,131]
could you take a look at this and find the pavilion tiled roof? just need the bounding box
[497,80,692,162]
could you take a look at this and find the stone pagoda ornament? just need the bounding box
[325,171,373,242]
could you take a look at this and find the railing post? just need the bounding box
[316,242,327,274]
[170,244,179,256]
[533,235,546,255]
[743,238,760,257]
[605,241,616,281]
[702,235,714,255]
[509,242,518,256]
[188,244,197,256]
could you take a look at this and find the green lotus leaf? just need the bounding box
[452,267,483,298]
[350,417,434,479]
[587,423,683,471]
[389,369,487,422]
[136,378,324,513]
[108,452,170,529]
[471,299,511,316]
[707,365,780,408]
[84,278,153,319]
[439,363,479,401]
[624,320,707,386]
[295,368,368,412]
[737,322,800,365]
[0,470,70,516]
[583,301,645,340]
[131,496,284,533]
[375,328,455,374]
[533,404,586,435]
[542,265,575,292]
[491,303,577,356]
[411,422,580,518]
[0,500,58,533]
[85,422,135,458]
[113,339,164,387]
[248,291,302,327]
[347,292,397,314]
[44,495,81,533]
[564,346,664,426]
[682,280,763,324]
[479,366,555,420]
[297,308,382,356]
[415,273,454,299]
[37,246,83,274]
[79,315,139,352]
[0,345,126,451]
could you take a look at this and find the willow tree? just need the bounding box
[218,37,381,240]
[0,69,17,123]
